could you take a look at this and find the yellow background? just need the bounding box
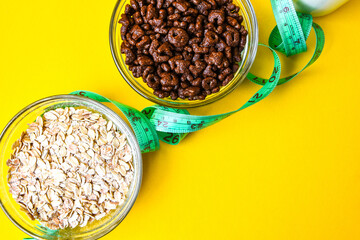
[1,0,360,239]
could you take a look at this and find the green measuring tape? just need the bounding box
[248,0,325,85]
[70,0,325,154]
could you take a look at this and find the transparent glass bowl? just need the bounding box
[0,95,142,240]
[109,0,259,108]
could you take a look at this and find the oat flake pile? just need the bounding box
[6,107,134,230]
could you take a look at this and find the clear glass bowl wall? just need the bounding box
[0,95,142,240]
[110,0,259,108]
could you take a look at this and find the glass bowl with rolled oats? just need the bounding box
[0,95,142,239]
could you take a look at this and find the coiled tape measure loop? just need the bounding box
[248,0,325,86]
[70,0,325,153]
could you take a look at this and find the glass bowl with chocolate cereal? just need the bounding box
[0,95,142,239]
[110,0,258,108]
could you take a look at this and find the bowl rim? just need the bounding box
[0,94,143,240]
[109,0,259,108]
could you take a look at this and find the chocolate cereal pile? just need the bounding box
[119,0,247,100]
